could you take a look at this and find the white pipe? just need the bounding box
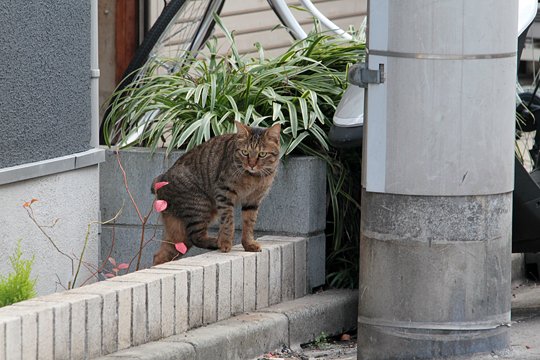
[268,0,308,39]
[90,0,100,148]
[298,0,352,40]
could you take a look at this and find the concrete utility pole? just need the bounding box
[359,1,517,359]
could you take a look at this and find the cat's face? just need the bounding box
[234,121,281,176]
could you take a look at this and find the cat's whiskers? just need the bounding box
[230,164,245,180]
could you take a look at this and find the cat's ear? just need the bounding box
[235,121,250,138]
[265,122,281,143]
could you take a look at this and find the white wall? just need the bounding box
[0,166,100,295]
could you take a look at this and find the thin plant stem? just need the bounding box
[115,152,155,271]
[136,206,153,270]
[116,151,144,222]
[25,207,74,274]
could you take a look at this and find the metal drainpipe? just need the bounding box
[90,0,100,148]
[358,1,517,358]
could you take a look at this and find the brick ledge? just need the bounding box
[0,236,314,359]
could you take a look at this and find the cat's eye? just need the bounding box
[258,152,267,158]
[240,150,249,156]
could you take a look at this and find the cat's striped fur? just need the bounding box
[152,121,281,265]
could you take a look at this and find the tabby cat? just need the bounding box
[152,121,281,265]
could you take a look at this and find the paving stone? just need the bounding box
[2,316,20,360]
[265,243,283,306]
[38,291,103,358]
[142,268,189,335]
[202,263,217,324]
[217,260,232,321]
[280,242,295,302]
[116,284,132,350]
[258,236,308,298]
[58,294,88,359]
[155,263,204,329]
[0,310,28,360]
[168,256,220,325]
[37,291,102,358]
[86,293,103,357]
[132,283,148,346]
[12,299,71,360]
[109,272,170,342]
[53,301,70,359]
[256,249,270,309]
[30,292,93,359]
[233,251,258,312]
[71,279,144,354]
[0,321,4,360]
[191,253,236,321]
[159,275,175,337]
[147,279,162,341]
[31,307,55,360]
[70,282,117,354]
[223,255,245,315]
[19,312,37,360]
[3,310,35,360]
[204,252,248,316]
[232,259,245,315]
[2,303,51,360]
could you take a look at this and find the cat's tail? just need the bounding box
[151,174,166,194]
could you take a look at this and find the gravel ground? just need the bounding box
[255,332,357,360]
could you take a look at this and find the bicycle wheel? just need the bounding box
[102,0,225,144]
[123,0,224,86]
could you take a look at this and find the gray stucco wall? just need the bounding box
[0,1,92,168]
[0,166,100,295]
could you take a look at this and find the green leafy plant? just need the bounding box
[0,241,37,307]
[313,331,330,348]
[104,17,365,288]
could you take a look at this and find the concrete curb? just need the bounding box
[93,289,358,360]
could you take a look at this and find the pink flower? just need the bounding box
[154,200,168,212]
[154,181,169,191]
[175,242,188,254]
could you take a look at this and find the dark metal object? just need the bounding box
[348,62,384,88]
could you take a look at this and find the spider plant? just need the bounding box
[103,17,365,288]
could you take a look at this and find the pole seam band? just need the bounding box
[358,313,511,331]
[369,49,516,60]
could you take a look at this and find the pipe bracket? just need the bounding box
[348,62,384,88]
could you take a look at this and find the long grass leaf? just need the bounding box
[286,132,309,155]
[298,97,309,129]
[286,102,298,138]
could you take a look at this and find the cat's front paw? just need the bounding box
[219,242,232,253]
[218,237,232,252]
[243,241,262,252]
